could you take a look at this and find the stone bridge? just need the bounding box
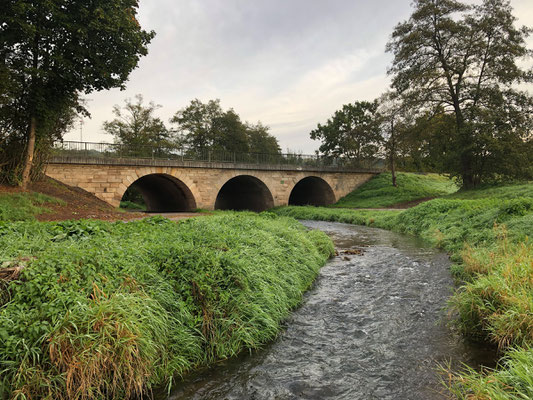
[46,150,379,212]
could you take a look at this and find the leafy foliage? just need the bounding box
[386,0,533,186]
[0,213,333,399]
[0,0,155,186]
[171,99,281,155]
[310,100,383,161]
[103,95,174,156]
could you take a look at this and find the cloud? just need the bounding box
[64,0,532,153]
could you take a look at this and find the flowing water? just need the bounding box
[169,221,495,400]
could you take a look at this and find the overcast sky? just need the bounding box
[64,0,533,153]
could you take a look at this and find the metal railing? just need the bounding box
[51,141,384,171]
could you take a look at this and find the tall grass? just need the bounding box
[333,172,458,208]
[446,347,533,400]
[0,213,334,399]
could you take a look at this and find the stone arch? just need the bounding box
[288,176,336,206]
[215,175,274,212]
[120,173,196,212]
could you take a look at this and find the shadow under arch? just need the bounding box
[215,175,274,212]
[121,173,196,212]
[289,176,336,206]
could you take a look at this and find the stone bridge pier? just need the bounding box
[46,160,376,212]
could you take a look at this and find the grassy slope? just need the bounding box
[274,183,533,399]
[0,213,334,399]
[0,192,64,221]
[333,172,458,208]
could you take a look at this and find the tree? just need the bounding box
[103,95,172,157]
[170,99,281,155]
[1,0,154,188]
[310,100,383,162]
[398,110,457,173]
[212,109,250,154]
[170,99,224,153]
[377,93,408,187]
[386,0,533,187]
[246,122,281,154]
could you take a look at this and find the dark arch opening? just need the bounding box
[215,175,274,212]
[289,176,336,206]
[121,174,196,212]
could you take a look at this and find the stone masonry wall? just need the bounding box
[45,163,375,209]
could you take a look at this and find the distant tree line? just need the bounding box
[103,96,281,156]
[311,0,533,188]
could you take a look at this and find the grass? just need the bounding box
[273,182,533,399]
[0,192,64,221]
[0,213,333,399]
[333,172,458,208]
[446,347,533,400]
[120,200,146,211]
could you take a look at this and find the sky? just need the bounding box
[64,0,533,154]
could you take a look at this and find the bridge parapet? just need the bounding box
[52,141,383,173]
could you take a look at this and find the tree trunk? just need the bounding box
[456,118,475,189]
[390,120,397,187]
[20,116,37,190]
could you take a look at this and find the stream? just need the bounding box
[169,221,495,400]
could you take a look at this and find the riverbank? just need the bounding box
[273,183,533,398]
[0,178,144,221]
[0,213,334,399]
[332,172,458,209]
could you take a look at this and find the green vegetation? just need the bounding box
[119,200,146,211]
[447,347,533,400]
[275,206,400,229]
[0,213,333,399]
[1,0,154,188]
[334,172,458,208]
[273,182,533,399]
[0,192,64,221]
[448,183,533,201]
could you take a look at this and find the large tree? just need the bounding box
[103,95,173,157]
[386,0,533,187]
[310,100,383,162]
[0,0,154,188]
[171,99,281,155]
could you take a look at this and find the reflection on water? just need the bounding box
[168,221,495,400]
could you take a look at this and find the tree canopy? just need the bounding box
[171,99,281,155]
[386,0,533,186]
[310,100,383,162]
[0,0,154,187]
[103,95,173,157]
